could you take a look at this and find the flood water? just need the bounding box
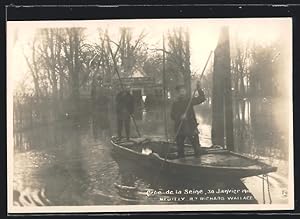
[12,102,290,207]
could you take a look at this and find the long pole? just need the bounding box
[106,35,141,137]
[174,50,213,140]
[162,34,168,140]
[153,50,214,186]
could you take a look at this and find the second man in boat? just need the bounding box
[115,86,135,140]
[170,81,206,158]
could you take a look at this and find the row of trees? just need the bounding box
[199,40,285,104]
[20,27,195,97]
[15,27,193,122]
[16,26,285,119]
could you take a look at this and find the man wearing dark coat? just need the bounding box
[170,81,206,158]
[116,88,134,140]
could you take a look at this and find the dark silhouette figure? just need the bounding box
[116,90,134,140]
[170,82,206,158]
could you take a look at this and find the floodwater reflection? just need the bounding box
[12,103,289,206]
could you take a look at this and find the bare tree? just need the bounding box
[104,27,148,79]
[23,36,42,98]
[61,27,85,115]
[143,53,163,83]
[231,40,252,151]
[249,43,280,98]
[36,28,63,118]
[166,28,191,97]
[118,27,147,77]
[231,40,251,123]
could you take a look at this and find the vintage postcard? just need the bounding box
[7,18,294,213]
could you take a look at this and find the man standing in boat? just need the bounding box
[115,86,135,140]
[171,81,206,158]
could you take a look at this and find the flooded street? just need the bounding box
[12,103,289,207]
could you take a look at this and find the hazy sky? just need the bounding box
[7,18,291,90]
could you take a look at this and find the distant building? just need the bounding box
[111,76,163,110]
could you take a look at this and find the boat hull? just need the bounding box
[110,138,277,181]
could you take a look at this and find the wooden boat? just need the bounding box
[111,136,277,180]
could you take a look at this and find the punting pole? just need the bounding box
[174,50,213,140]
[152,50,214,186]
[106,34,141,138]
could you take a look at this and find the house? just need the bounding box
[111,76,163,109]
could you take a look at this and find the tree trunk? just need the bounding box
[211,26,234,150]
[72,30,81,118]
[223,27,234,151]
[211,40,225,147]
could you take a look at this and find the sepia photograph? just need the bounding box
[7,18,293,213]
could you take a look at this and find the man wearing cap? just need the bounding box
[115,87,134,140]
[170,81,206,158]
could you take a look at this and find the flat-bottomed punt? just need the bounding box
[111,137,277,180]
